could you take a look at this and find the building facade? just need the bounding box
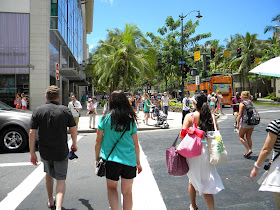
[0,0,93,109]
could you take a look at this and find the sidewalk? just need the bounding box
[75,108,183,133]
[256,98,280,104]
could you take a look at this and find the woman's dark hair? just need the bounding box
[195,92,214,132]
[103,90,137,132]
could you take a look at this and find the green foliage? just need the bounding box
[169,100,182,107]
[264,93,275,100]
[88,24,156,92]
[99,99,108,108]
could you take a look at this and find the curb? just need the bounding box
[70,126,169,134]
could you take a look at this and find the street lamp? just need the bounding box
[179,10,202,97]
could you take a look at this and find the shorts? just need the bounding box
[41,156,68,180]
[144,110,150,114]
[240,123,255,129]
[105,161,136,181]
[210,102,215,107]
[21,106,27,110]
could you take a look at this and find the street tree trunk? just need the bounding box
[122,60,128,91]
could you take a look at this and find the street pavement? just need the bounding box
[0,104,279,210]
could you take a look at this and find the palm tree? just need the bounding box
[264,14,280,35]
[91,24,156,91]
[226,33,260,89]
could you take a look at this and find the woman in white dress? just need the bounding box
[250,119,280,209]
[180,92,224,210]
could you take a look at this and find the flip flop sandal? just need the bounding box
[244,151,252,158]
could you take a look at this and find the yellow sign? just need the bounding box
[194,51,200,61]
[255,57,260,63]
[224,50,229,57]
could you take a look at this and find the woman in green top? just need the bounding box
[95,90,142,210]
[143,93,152,125]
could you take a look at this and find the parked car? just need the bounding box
[0,100,32,152]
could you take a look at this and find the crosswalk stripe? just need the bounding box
[132,144,167,210]
[0,135,84,210]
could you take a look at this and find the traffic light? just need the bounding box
[183,66,189,78]
[237,48,241,58]
[203,55,210,71]
[211,48,215,58]
[250,55,255,64]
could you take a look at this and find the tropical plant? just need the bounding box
[264,14,280,34]
[147,16,211,90]
[89,24,156,91]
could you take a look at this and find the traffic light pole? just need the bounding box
[179,10,202,98]
[180,15,184,97]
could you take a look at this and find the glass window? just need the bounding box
[213,83,232,93]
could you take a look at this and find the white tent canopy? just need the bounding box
[249,56,280,77]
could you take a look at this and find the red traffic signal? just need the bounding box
[211,48,215,58]
[237,48,241,58]
[250,55,255,64]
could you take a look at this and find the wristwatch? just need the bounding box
[254,162,260,169]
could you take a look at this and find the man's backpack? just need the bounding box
[243,102,260,125]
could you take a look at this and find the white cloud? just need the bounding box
[101,0,114,6]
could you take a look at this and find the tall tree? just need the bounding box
[264,14,280,35]
[90,24,156,91]
[147,16,211,90]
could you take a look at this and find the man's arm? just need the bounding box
[29,129,38,166]
[69,126,78,151]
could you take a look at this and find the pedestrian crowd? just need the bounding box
[14,93,28,110]
[28,86,279,210]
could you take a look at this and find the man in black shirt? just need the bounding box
[29,86,77,210]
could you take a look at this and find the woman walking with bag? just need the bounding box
[236,91,255,158]
[95,91,142,210]
[143,93,152,125]
[180,92,224,210]
[250,118,280,209]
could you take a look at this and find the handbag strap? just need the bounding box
[191,114,198,128]
[211,114,218,131]
[105,128,127,161]
[172,134,179,147]
[272,152,280,162]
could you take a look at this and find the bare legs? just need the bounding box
[45,174,66,210]
[189,183,197,209]
[107,179,119,210]
[144,113,149,125]
[107,178,134,210]
[188,183,214,210]
[238,127,253,155]
[203,193,214,210]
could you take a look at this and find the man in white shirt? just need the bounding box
[182,91,192,124]
[68,94,82,130]
[161,92,169,115]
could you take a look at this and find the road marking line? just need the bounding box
[132,144,167,210]
[0,135,83,210]
[0,162,36,167]
[258,110,280,113]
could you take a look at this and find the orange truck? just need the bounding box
[186,76,232,106]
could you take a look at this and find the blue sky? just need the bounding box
[87,0,280,52]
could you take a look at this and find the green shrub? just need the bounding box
[264,93,275,100]
[99,100,108,107]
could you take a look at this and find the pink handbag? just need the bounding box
[166,135,189,176]
[177,114,205,158]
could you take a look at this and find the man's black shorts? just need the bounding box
[105,161,136,181]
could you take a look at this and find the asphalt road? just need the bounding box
[0,105,279,210]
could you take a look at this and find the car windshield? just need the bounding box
[0,100,13,110]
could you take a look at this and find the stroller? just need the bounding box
[152,106,169,129]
